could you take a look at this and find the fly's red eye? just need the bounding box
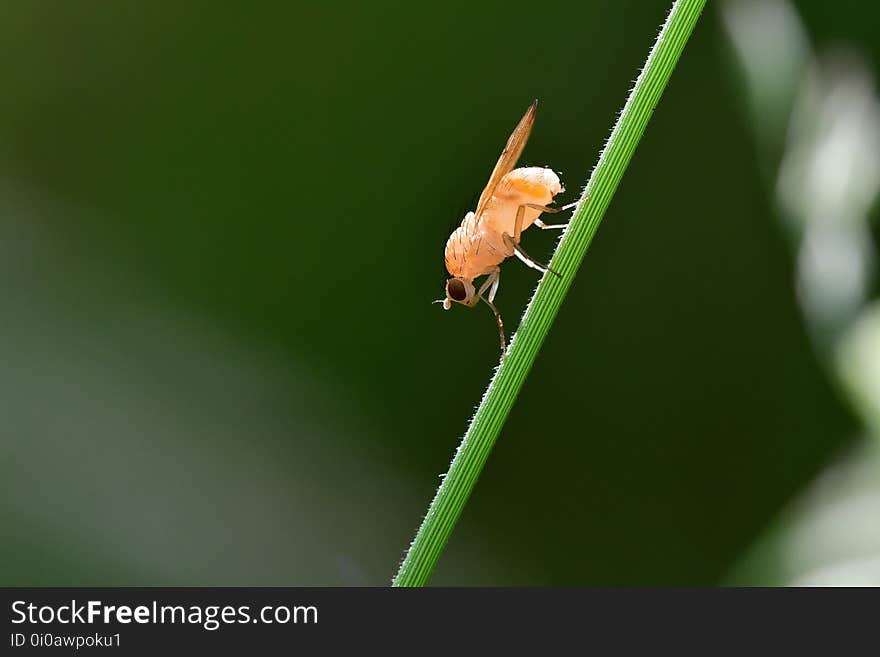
[447,279,467,302]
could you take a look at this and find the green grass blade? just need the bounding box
[393,0,707,587]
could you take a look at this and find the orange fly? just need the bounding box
[436,100,577,357]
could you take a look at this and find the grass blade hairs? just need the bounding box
[393,0,707,587]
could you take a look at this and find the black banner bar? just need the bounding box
[2,588,876,653]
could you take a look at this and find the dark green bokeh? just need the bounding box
[0,1,874,585]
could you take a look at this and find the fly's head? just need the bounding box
[436,277,476,310]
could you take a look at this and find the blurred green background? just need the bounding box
[2,0,879,586]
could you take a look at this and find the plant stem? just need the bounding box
[393,0,707,587]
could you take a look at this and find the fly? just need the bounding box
[436,100,578,358]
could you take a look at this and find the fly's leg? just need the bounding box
[514,242,562,278]
[476,268,506,356]
[535,218,567,230]
[513,201,579,242]
[476,266,501,303]
[481,296,506,356]
[502,233,561,279]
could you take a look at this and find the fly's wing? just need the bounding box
[474,99,537,218]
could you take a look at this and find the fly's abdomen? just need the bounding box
[481,167,562,237]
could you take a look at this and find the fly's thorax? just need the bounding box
[444,222,506,280]
[444,210,507,279]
